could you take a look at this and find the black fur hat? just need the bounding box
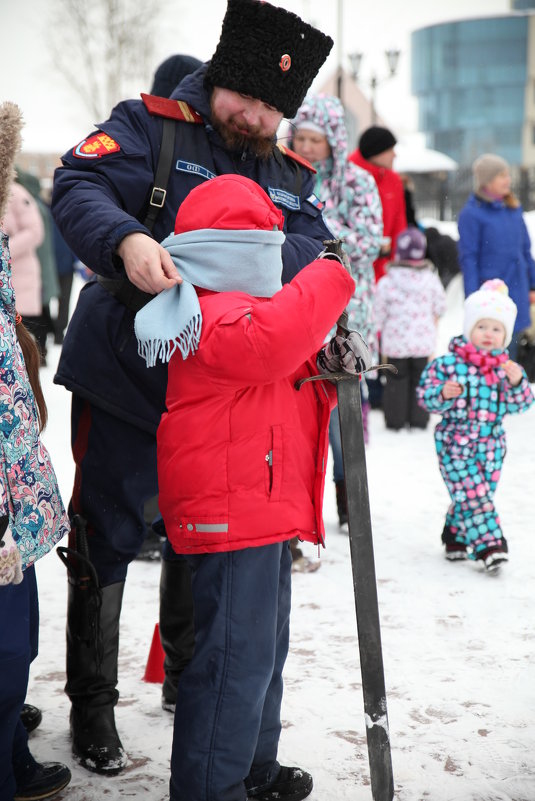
[205,0,333,119]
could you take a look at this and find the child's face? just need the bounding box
[470,318,506,351]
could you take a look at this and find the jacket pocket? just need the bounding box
[265,425,283,501]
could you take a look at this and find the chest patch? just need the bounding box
[73,133,120,159]
[267,187,300,211]
[176,160,216,181]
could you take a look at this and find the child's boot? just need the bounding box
[247,765,313,801]
[441,524,467,561]
[444,543,468,561]
[482,549,509,573]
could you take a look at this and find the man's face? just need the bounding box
[369,147,395,171]
[210,88,284,158]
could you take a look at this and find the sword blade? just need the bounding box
[337,377,394,801]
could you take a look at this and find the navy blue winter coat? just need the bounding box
[51,66,333,432]
[457,194,535,333]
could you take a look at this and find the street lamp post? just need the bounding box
[349,49,401,125]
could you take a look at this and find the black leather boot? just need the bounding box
[159,557,195,712]
[57,517,127,775]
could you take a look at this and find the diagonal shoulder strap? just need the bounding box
[143,117,176,232]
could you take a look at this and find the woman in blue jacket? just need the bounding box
[458,153,535,359]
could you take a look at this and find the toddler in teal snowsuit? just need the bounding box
[417,279,534,572]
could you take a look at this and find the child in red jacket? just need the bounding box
[135,174,369,801]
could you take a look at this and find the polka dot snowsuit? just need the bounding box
[417,336,534,559]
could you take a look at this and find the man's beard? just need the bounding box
[210,105,276,159]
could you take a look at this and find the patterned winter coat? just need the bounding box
[290,95,383,359]
[0,232,69,569]
[373,261,446,358]
[417,335,534,445]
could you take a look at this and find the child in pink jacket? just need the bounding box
[374,226,447,430]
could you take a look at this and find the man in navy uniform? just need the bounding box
[52,1,333,794]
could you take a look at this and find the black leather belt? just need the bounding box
[97,275,154,312]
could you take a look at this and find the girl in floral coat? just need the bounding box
[0,102,71,801]
[417,279,534,573]
[290,94,382,360]
[289,94,383,529]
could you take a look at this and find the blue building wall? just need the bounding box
[411,16,528,166]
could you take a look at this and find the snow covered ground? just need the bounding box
[27,274,535,801]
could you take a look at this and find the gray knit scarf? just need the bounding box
[135,227,285,367]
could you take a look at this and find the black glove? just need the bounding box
[317,246,352,273]
[317,331,372,375]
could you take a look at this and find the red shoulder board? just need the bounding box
[277,143,316,173]
[141,93,203,124]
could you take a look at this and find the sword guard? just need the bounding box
[295,362,398,390]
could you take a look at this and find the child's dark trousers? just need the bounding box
[170,541,292,801]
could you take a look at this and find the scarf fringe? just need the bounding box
[137,314,202,367]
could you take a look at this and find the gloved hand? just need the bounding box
[317,249,343,265]
[317,245,352,273]
[318,331,372,375]
[0,524,23,586]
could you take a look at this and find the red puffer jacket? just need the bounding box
[157,258,354,554]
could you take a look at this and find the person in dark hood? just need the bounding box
[136,56,205,728]
[51,0,334,788]
[149,53,203,98]
[425,226,461,289]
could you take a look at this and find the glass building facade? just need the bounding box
[411,15,532,167]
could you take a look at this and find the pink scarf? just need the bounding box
[454,341,508,385]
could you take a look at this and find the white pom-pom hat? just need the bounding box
[463,279,517,347]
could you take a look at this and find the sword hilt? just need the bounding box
[295,362,397,391]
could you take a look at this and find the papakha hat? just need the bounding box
[205,0,333,119]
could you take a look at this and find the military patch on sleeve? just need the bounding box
[306,193,324,210]
[73,133,121,159]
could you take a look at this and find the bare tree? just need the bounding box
[48,0,164,120]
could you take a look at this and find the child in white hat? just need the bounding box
[417,279,534,572]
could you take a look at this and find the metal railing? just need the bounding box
[410,166,535,222]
